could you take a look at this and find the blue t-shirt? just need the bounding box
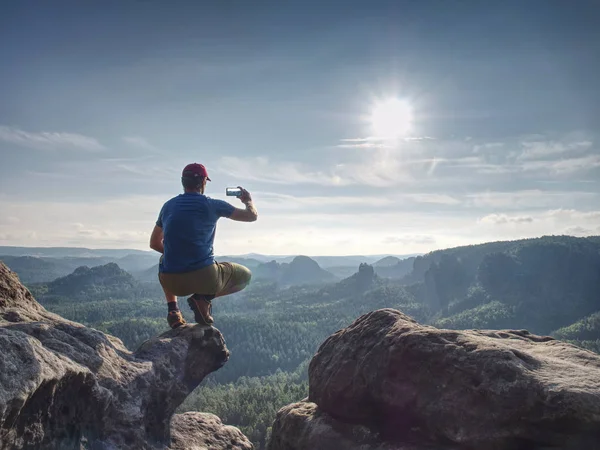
[156,193,235,273]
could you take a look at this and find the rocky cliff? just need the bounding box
[0,262,253,450]
[269,308,600,450]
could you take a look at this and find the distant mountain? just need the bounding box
[0,253,160,285]
[280,256,336,286]
[253,260,282,282]
[374,257,416,279]
[318,256,417,281]
[326,265,362,279]
[0,256,68,284]
[223,253,422,268]
[115,253,161,273]
[281,255,420,268]
[253,256,336,286]
[411,235,600,335]
[373,256,401,267]
[334,263,380,295]
[41,263,139,301]
[215,257,264,270]
[1,246,423,270]
[221,253,276,263]
[0,246,151,258]
[133,264,160,282]
[57,256,117,271]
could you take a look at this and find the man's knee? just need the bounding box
[240,265,252,286]
[226,262,251,291]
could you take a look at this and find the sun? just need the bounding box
[370,98,413,138]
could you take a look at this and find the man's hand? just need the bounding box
[238,186,252,204]
[229,186,258,222]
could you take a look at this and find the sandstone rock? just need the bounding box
[170,412,253,450]
[267,400,452,450]
[306,308,600,449]
[0,262,253,449]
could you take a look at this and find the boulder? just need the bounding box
[271,308,600,450]
[171,412,253,450]
[267,401,450,450]
[0,262,253,449]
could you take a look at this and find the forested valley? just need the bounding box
[3,235,600,449]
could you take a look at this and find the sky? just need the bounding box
[0,0,599,256]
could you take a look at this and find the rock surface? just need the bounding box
[171,412,253,450]
[270,308,600,450]
[268,401,450,450]
[0,262,253,449]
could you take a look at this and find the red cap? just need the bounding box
[182,163,211,181]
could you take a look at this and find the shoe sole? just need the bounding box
[169,320,185,329]
[187,296,214,325]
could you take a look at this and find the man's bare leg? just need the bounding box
[164,290,177,304]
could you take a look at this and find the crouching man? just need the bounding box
[149,163,258,328]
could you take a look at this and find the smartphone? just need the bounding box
[226,187,242,197]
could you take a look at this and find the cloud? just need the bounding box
[219,132,599,190]
[255,191,462,215]
[256,192,394,211]
[473,142,504,153]
[0,195,165,249]
[336,142,391,149]
[479,214,534,225]
[217,156,345,186]
[383,235,436,245]
[0,126,105,151]
[466,190,599,210]
[2,125,599,255]
[476,209,600,241]
[445,139,599,176]
[545,209,600,222]
[219,146,424,187]
[518,140,593,161]
[22,156,180,183]
[404,193,461,205]
[564,226,594,236]
[0,216,20,225]
[340,136,434,143]
[337,136,433,149]
[122,136,158,151]
[522,154,600,174]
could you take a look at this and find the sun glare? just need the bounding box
[370,98,413,138]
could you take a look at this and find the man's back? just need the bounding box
[157,192,234,273]
[150,162,258,328]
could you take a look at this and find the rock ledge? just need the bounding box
[0,261,253,449]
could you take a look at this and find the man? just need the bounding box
[149,163,258,328]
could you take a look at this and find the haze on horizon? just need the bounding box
[1,0,599,257]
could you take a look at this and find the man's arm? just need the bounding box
[149,225,165,253]
[228,187,258,222]
[229,201,258,222]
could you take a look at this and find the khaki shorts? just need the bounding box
[159,262,252,297]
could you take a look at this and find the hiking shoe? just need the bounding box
[167,310,186,329]
[187,294,214,325]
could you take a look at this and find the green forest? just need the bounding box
[4,235,600,449]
